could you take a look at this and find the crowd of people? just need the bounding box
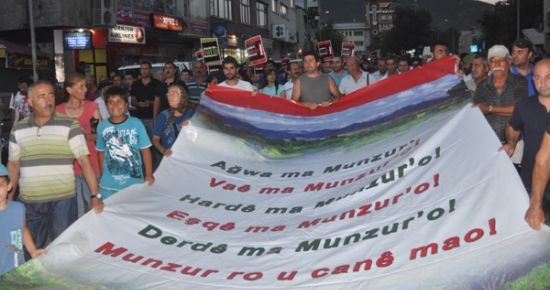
[1,37,550,275]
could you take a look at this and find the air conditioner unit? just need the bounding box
[93,0,116,27]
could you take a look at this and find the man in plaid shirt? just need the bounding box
[17,96,33,120]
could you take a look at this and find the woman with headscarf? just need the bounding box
[152,84,195,159]
[55,73,102,218]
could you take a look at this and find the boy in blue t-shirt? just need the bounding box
[96,87,154,200]
[0,164,46,276]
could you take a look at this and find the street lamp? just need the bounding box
[517,0,520,40]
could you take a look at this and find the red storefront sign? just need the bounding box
[152,14,183,32]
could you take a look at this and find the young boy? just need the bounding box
[96,87,154,200]
[0,164,46,276]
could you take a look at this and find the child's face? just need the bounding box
[0,178,12,204]
[106,95,128,118]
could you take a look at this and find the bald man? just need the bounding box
[338,56,377,96]
[499,59,550,230]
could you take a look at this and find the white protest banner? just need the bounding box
[2,57,550,289]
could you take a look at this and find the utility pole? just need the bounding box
[517,0,520,40]
[28,0,39,80]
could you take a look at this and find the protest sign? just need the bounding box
[200,38,221,65]
[341,42,355,62]
[245,35,267,66]
[2,57,549,289]
[318,40,333,62]
[195,50,203,61]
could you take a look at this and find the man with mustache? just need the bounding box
[472,45,528,143]
[7,81,103,258]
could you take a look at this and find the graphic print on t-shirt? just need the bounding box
[102,125,143,184]
[2,228,23,268]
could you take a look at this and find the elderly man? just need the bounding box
[472,45,528,143]
[339,56,377,96]
[524,59,550,230]
[501,59,550,230]
[7,81,103,256]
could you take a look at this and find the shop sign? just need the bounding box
[7,53,50,70]
[108,25,146,44]
[212,24,228,46]
[152,14,183,31]
[133,11,150,27]
[227,35,238,47]
[63,32,92,50]
[188,20,208,34]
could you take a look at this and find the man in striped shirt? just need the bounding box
[7,81,104,254]
[186,61,207,105]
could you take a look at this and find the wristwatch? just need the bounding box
[91,193,102,200]
[488,105,493,114]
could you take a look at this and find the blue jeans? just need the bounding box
[75,175,92,218]
[140,118,160,171]
[22,195,77,259]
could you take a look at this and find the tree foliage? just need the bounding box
[371,6,432,55]
[318,20,346,56]
[480,0,543,48]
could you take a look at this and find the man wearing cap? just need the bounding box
[472,45,528,143]
[461,53,476,82]
[511,39,536,97]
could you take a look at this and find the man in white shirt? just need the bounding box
[371,59,387,81]
[339,57,377,96]
[9,77,33,127]
[218,56,254,92]
[284,62,302,100]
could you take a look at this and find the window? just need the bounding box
[241,0,251,24]
[290,0,294,8]
[210,0,232,20]
[272,0,278,13]
[280,4,288,19]
[381,24,391,30]
[256,2,268,28]
[354,41,364,46]
[354,31,363,36]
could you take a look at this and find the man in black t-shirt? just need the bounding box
[514,59,550,230]
[130,62,162,139]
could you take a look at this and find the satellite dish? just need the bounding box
[373,21,377,25]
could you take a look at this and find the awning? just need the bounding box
[522,28,544,46]
[0,39,51,70]
[0,39,51,58]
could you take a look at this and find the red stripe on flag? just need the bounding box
[207,56,457,117]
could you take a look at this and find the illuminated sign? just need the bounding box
[152,14,183,32]
[108,25,146,44]
[63,32,92,50]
